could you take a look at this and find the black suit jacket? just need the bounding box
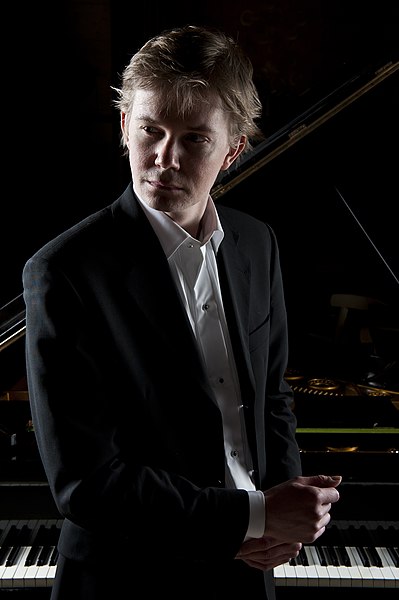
[23,182,301,599]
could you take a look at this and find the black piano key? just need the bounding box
[289,546,309,566]
[335,545,351,566]
[0,524,18,564]
[315,545,328,566]
[5,524,31,566]
[387,546,399,568]
[5,545,22,567]
[326,545,340,566]
[356,545,370,567]
[24,543,42,567]
[24,524,47,566]
[298,547,308,566]
[321,545,335,566]
[49,546,59,566]
[364,545,383,567]
[37,544,53,566]
[0,545,12,567]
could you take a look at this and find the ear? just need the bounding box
[220,135,247,171]
[121,112,129,145]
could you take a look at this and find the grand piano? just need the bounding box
[1,43,398,598]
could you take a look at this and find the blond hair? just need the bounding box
[113,25,264,154]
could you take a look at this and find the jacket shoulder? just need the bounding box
[24,184,138,266]
[216,203,276,245]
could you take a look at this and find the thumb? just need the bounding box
[299,474,342,488]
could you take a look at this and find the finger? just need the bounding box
[237,541,301,561]
[316,474,342,488]
[296,474,341,489]
[321,486,340,504]
[238,544,302,571]
[237,536,281,558]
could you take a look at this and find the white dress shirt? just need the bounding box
[135,188,265,540]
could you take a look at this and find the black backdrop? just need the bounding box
[2,0,398,319]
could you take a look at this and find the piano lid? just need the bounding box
[212,60,398,203]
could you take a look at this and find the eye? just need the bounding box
[186,133,208,144]
[141,125,161,135]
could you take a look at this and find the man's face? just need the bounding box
[122,88,245,218]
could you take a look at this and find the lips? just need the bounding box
[148,179,182,191]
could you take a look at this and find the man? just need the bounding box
[23,24,341,599]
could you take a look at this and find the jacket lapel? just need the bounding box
[111,184,214,398]
[217,216,255,391]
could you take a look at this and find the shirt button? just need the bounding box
[187,243,194,248]
[202,303,210,311]
[230,449,239,458]
[218,377,224,384]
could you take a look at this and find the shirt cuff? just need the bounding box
[245,490,265,540]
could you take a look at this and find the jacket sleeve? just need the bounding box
[23,251,250,561]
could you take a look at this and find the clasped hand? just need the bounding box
[236,474,342,571]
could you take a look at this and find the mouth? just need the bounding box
[148,179,183,192]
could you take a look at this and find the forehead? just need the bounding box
[130,88,229,128]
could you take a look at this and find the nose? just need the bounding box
[154,137,180,170]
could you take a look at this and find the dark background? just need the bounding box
[2,0,398,378]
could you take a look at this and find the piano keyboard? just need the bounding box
[0,518,62,588]
[1,518,398,589]
[274,520,399,588]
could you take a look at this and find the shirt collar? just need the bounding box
[133,185,224,259]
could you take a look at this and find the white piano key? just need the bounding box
[0,519,26,588]
[348,546,375,586]
[1,518,58,589]
[34,562,53,588]
[274,558,312,587]
[272,520,399,589]
[0,548,13,585]
[1,539,32,588]
[325,562,342,586]
[21,561,41,588]
[279,561,298,587]
[339,546,364,587]
[333,549,353,586]
[378,546,399,588]
[308,545,330,586]
[367,554,389,587]
[8,518,46,588]
[46,557,58,587]
[291,562,310,586]
[3,517,394,590]
[30,519,60,588]
[1,552,24,588]
[273,563,287,586]
[303,546,320,586]
[10,546,31,588]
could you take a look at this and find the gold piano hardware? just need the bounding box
[285,371,399,400]
[326,446,359,453]
[0,390,29,402]
[300,448,399,455]
[288,123,307,139]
